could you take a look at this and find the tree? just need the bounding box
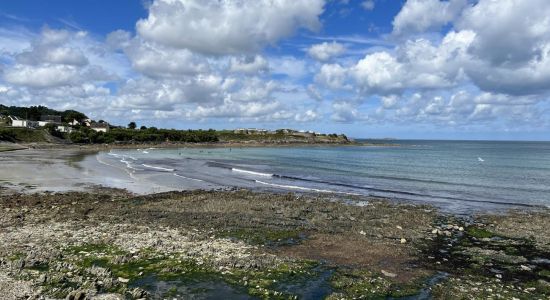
[140,125,147,130]
[62,110,87,123]
[128,122,137,130]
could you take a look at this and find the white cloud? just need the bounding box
[270,56,308,79]
[331,101,364,123]
[136,0,325,55]
[392,0,467,36]
[361,1,375,11]
[316,63,348,89]
[125,39,209,78]
[229,55,269,74]
[307,41,345,61]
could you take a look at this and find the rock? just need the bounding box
[520,265,532,271]
[359,230,366,236]
[396,225,403,230]
[381,270,397,278]
[431,229,438,234]
[66,290,86,300]
[117,277,129,283]
[458,226,464,231]
[400,238,407,244]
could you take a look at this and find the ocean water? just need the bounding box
[95,140,550,214]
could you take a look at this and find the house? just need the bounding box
[38,115,62,127]
[56,125,73,133]
[8,116,38,128]
[68,119,80,126]
[90,122,109,133]
[233,128,269,135]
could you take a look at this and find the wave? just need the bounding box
[108,152,137,161]
[255,180,361,196]
[96,155,137,180]
[207,161,542,208]
[173,173,205,182]
[232,168,273,177]
[142,164,175,172]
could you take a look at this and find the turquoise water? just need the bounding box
[101,140,550,213]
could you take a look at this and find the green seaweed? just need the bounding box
[466,226,496,239]
[219,228,304,246]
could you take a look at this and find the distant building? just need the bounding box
[90,122,109,133]
[8,116,38,128]
[233,128,268,134]
[56,125,73,133]
[38,115,62,127]
[68,119,80,126]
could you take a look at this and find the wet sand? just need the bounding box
[0,148,179,194]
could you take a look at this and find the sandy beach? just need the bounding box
[0,148,549,299]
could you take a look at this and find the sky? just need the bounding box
[0,0,549,140]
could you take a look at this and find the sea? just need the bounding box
[94,140,550,214]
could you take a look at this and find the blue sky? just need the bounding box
[0,0,549,140]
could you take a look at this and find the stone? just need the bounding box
[400,238,407,244]
[381,270,397,278]
[117,277,129,283]
[520,265,532,271]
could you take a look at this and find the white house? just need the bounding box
[69,119,80,126]
[90,122,109,133]
[56,125,73,133]
[9,116,27,127]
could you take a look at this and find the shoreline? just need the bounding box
[1,146,546,215]
[3,139,399,152]
[1,147,549,299]
[0,188,548,299]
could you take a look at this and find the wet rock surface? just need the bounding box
[0,188,548,299]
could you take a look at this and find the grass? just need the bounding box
[0,127,48,143]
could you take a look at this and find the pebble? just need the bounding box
[381,270,397,278]
[400,238,407,244]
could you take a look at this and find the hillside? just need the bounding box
[0,105,351,145]
[0,104,87,123]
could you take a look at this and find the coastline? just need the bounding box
[0,187,548,299]
[1,147,549,299]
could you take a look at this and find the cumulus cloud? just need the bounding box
[124,39,209,78]
[307,41,345,61]
[392,0,467,36]
[229,55,269,74]
[315,63,348,90]
[2,27,115,89]
[136,0,325,55]
[331,101,365,123]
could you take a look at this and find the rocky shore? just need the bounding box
[0,187,548,299]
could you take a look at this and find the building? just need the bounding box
[56,125,73,133]
[68,119,80,126]
[90,122,109,133]
[38,115,62,127]
[233,128,269,135]
[8,116,38,128]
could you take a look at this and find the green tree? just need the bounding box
[128,122,137,129]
